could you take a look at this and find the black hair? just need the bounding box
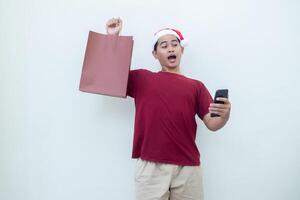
[153,38,181,51]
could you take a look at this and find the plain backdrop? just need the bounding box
[1,0,299,199]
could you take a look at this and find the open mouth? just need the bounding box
[167,55,177,62]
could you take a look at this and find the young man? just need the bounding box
[106,17,231,200]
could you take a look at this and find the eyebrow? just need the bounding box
[159,40,179,46]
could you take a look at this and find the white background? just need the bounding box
[1,0,299,199]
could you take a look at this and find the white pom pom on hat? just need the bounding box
[153,28,189,48]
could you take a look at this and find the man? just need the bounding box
[106,17,231,200]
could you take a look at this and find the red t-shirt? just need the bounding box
[127,69,213,166]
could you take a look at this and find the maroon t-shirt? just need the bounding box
[127,69,213,166]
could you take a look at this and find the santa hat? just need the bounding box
[153,28,188,48]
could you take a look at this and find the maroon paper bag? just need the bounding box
[79,31,134,98]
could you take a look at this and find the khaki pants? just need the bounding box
[134,158,204,200]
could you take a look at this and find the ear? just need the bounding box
[181,47,184,54]
[152,50,158,59]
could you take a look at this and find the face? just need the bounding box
[152,34,184,70]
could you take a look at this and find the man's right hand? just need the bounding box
[106,17,123,35]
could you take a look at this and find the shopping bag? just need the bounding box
[79,30,134,98]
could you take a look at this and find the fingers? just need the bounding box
[106,17,123,35]
[216,97,230,104]
[209,99,231,118]
[106,17,122,28]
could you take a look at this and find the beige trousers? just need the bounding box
[134,158,204,200]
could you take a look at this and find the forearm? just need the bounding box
[204,114,229,132]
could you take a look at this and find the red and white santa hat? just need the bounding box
[153,28,188,48]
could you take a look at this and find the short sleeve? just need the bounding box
[126,69,139,98]
[196,81,213,120]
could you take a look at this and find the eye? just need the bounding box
[171,41,179,46]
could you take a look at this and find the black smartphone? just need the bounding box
[211,89,229,117]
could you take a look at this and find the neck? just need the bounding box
[161,66,181,74]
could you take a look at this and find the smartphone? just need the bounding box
[211,89,229,117]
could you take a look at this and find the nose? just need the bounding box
[168,46,175,53]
